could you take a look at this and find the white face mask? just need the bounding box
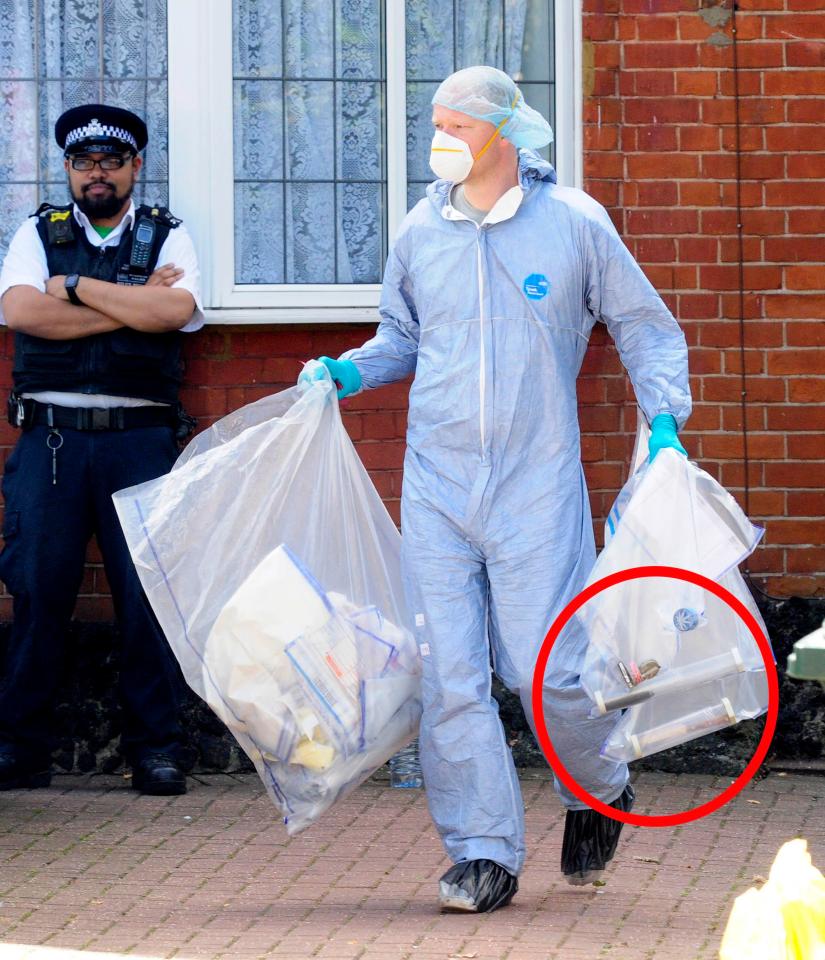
[428,130,474,183]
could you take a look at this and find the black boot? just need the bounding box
[438,858,518,913]
[131,754,186,796]
[561,783,635,885]
[0,751,51,791]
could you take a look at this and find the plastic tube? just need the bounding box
[620,697,737,760]
[593,648,745,715]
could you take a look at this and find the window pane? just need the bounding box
[233,0,386,285]
[405,0,555,211]
[0,0,169,264]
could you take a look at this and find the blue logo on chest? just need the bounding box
[523,273,550,300]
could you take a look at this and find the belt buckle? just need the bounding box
[91,408,110,430]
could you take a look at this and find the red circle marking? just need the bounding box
[531,565,778,828]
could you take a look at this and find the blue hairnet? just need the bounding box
[431,66,554,151]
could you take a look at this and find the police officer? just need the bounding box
[0,104,203,794]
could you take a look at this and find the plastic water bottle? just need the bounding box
[389,738,424,788]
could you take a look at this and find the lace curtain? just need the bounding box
[0,0,168,263]
[233,0,552,286]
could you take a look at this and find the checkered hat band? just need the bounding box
[65,120,138,151]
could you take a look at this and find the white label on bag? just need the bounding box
[419,643,430,657]
[415,613,425,626]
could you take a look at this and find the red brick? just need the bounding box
[787,155,825,180]
[788,210,825,234]
[701,210,739,235]
[720,295,771,323]
[765,520,825,545]
[720,129,766,158]
[786,322,825,346]
[788,378,825,402]
[767,127,825,151]
[632,237,678,262]
[748,490,786,516]
[680,127,722,153]
[786,41,825,67]
[701,97,737,125]
[628,154,701,179]
[701,153,736,180]
[764,295,825,319]
[741,209,786,234]
[785,548,825,574]
[767,405,825,430]
[678,237,719,262]
[637,181,680,206]
[685,404,722,431]
[788,491,825,515]
[638,17,679,40]
[678,14,719,41]
[765,70,825,96]
[584,125,620,150]
[354,441,406,471]
[765,14,825,39]
[701,265,781,291]
[720,180,765,207]
[719,236,762,263]
[619,70,678,97]
[765,462,825,487]
[700,322,746,348]
[739,155,786,181]
[786,266,825,290]
[733,41,785,69]
[627,209,699,235]
[625,98,701,125]
[723,349,766,375]
[584,153,625,178]
[787,100,825,122]
[767,182,825,206]
[679,293,720,319]
[674,70,719,96]
[583,14,617,40]
[677,181,719,208]
[624,42,700,69]
[788,434,825,459]
[723,404,766,432]
[635,124,680,151]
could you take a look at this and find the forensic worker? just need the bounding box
[299,67,690,911]
[0,104,203,795]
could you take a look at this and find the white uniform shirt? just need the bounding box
[0,200,204,407]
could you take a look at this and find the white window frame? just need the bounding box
[168,0,582,324]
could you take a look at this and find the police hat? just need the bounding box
[55,104,148,155]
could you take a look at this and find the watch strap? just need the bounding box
[64,274,83,306]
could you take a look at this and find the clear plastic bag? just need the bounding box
[114,365,421,832]
[577,420,771,763]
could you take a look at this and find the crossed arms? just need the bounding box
[2,264,195,339]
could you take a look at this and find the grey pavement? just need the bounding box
[0,770,823,960]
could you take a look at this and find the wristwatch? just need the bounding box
[64,273,83,306]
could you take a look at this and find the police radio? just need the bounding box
[118,215,156,285]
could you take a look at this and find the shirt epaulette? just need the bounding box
[136,205,183,230]
[32,202,73,219]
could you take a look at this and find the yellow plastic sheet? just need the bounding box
[719,839,825,960]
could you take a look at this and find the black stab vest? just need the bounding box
[12,204,185,404]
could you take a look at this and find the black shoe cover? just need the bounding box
[561,783,635,886]
[438,858,518,913]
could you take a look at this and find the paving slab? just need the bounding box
[0,771,823,960]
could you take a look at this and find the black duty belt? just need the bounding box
[28,401,174,431]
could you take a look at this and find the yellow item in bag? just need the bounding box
[719,839,825,960]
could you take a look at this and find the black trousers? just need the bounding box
[0,424,184,766]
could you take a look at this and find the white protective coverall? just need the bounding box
[342,149,691,876]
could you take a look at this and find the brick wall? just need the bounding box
[1,0,822,621]
[582,0,825,597]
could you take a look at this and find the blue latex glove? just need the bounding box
[298,356,362,400]
[648,413,687,463]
